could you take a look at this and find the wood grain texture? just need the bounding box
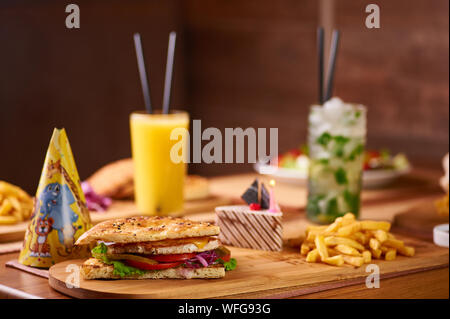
[296,267,449,299]
[0,222,29,243]
[0,241,22,255]
[48,235,448,299]
[5,260,49,279]
[393,199,449,240]
[0,250,446,299]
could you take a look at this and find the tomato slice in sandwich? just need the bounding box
[151,253,196,263]
[125,259,182,270]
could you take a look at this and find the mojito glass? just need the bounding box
[306,98,367,224]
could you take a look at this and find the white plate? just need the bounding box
[254,163,411,189]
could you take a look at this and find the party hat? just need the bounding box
[18,128,92,268]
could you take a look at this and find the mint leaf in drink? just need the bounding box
[333,135,350,145]
[306,202,320,215]
[334,168,348,185]
[316,132,332,147]
[348,144,365,161]
[332,136,350,158]
[306,195,322,215]
[343,190,360,213]
[326,198,339,216]
[334,147,345,158]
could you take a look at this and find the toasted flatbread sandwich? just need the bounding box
[75,216,236,280]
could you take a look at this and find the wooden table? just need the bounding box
[0,167,448,299]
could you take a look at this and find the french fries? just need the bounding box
[385,249,397,261]
[0,181,33,225]
[335,244,361,256]
[303,213,415,267]
[343,255,365,267]
[315,235,329,260]
[362,251,372,263]
[306,249,320,262]
[324,236,365,251]
[323,255,345,266]
[369,238,381,251]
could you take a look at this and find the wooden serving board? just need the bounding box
[0,222,29,243]
[48,236,449,299]
[0,196,232,243]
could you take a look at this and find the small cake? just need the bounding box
[215,179,283,252]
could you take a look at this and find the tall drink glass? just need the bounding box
[306,98,367,224]
[130,110,189,215]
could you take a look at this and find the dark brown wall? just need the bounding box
[183,0,319,176]
[0,0,187,193]
[333,0,449,160]
[0,0,448,193]
[184,0,449,176]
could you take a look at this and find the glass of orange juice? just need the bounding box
[130,110,189,215]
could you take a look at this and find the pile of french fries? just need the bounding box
[0,181,33,225]
[301,213,415,267]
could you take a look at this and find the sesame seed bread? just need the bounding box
[75,216,220,245]
[81,258,225,280]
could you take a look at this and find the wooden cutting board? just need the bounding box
[0,222,29,243]
[0,196,232,243]
[48,236,448,299]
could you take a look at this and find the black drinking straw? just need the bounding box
[162,31,177,114]
[317,27,325,105]
[133,33,152,114]
[325,30,340,102]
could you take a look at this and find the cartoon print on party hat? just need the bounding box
[19,128,92,268]
[39,183,81,247]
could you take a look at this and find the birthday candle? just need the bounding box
[269,179,279,213]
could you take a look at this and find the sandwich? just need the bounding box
[75,216,236,279]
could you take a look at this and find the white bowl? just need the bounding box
[254,163,411,189]
[433,224,449,248]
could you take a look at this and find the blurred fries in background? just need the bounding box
[0,181,33,225]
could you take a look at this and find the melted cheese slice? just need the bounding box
[193,238,209,249]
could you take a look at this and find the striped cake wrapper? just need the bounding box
[215,205,283,252]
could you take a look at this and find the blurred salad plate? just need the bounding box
[255,148,411,188]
